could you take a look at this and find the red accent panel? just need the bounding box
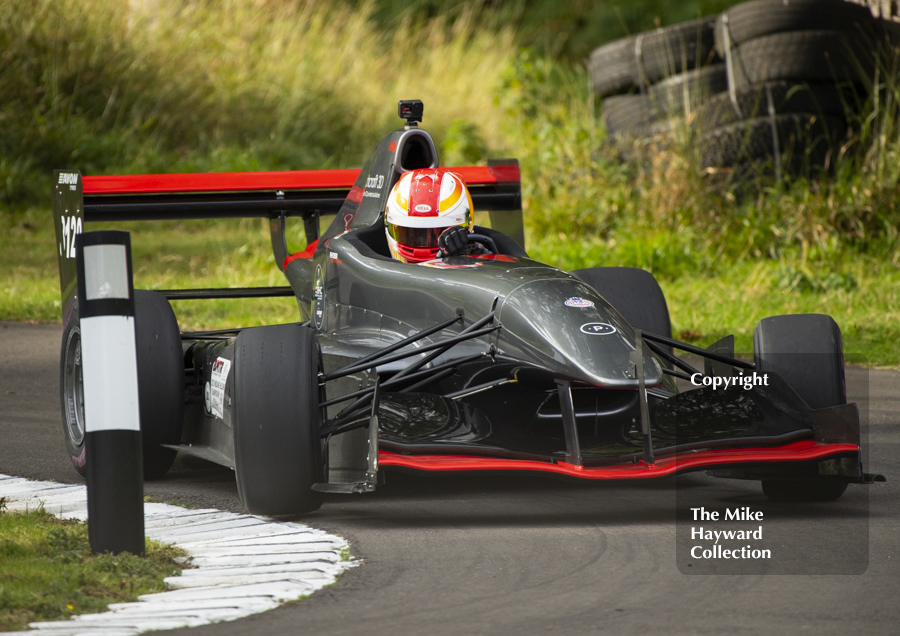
[377,441,859,479]
[472,254,517,262]
[408,169,441,217]
[447,166,499,185]
[283,238,318,269]
[346,185,364,203]
[396,243,441,263]
[488,163,521,183]
[82,166,511,195]
[82,169,361,195]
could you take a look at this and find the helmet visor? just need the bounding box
[387,224,447,249]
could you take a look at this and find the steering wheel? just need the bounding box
[467,233,498,255]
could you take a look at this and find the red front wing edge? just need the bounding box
[378,440,860,479]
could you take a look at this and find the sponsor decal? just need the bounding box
[313,264,325,329]
[690,371,769,390]
[564,297,594,308]
[389,141,397,151]
[57,173,78,186]
[365,175,385,189]
[580,322,616,336]
[204,382,211,413]
[209,357,231,419]
[363,175,385,199]
[414,204,433,213]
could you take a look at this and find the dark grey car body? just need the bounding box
[53,116,878,508]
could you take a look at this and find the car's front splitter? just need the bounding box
[378,439,861,479]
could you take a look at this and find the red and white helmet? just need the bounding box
[385,168,474,263]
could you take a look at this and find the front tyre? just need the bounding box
[232,323,323,515]
[753,313,850,502]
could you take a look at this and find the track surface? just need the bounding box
[2,322,898,635]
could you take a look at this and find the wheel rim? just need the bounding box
[63,327,86,446]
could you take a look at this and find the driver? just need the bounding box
[385,168,479,263]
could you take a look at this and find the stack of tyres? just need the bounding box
[589,0,898,178]
[699,0,882,177]
[589,17,725,144]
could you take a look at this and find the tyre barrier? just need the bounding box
[588,17,719,98]
[590,0,898,177]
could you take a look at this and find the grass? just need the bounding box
[1,0,898,366]
[5,203,896,365]
[0,505,186,632]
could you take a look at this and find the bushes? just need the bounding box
[2,0,898,270]
[0,0,517,206]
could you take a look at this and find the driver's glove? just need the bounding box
[438,226,469,257]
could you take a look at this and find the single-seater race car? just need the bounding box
[53,100,883,515]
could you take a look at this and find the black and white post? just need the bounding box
[75,230,145,556]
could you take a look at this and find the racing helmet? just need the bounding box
[385,168,474,263]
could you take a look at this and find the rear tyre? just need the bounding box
[232,323,323,515]
[753,313,849,501]
[59,290,184,480]
[60,317,87,476]
[571,267,673,358]
[134,291,184,479]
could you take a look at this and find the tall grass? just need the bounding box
[496,47,900,278]
[1,1,897,361]
[0,0,516,205]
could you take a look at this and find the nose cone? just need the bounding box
[496,278,663,388]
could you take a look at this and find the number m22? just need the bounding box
[60,215,83,259]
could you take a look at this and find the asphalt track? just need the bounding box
[1,321,898,635]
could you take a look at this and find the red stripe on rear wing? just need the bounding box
[81,165,518,195]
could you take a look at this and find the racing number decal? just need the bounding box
[59,215,83,259]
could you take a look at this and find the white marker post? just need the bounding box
[75,230,145,555]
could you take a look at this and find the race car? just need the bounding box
[53,100,882,515]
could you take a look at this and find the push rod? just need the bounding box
[334,314,462,373]
[320,352,484,408]
[645,340,703,377]
[321,324,498,382]
[641,332,755,370]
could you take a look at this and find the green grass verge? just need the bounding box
[2,1,898,367]
[0,503,186,632]
[4,205,897,367]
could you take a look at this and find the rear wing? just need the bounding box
[52,161,522,322]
